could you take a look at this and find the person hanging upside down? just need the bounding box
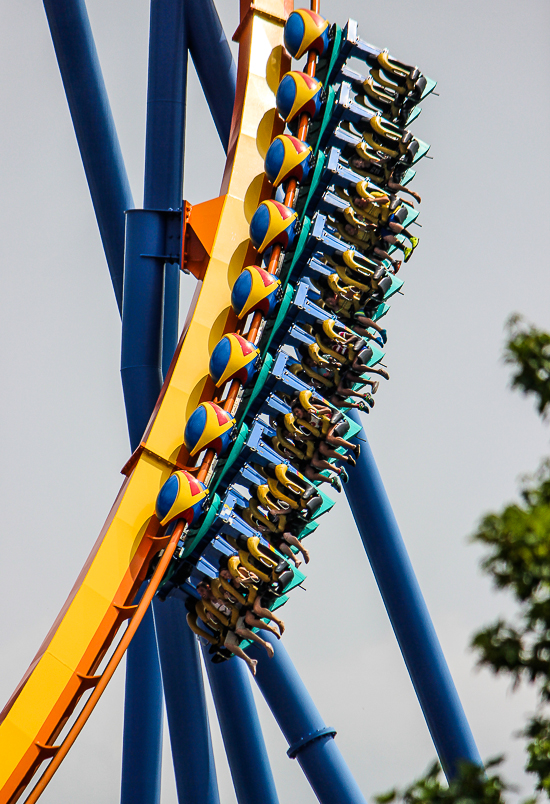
[196,580,274,675]
[350,192,419,262]
[348,154,422,203]
[218,560,286,636]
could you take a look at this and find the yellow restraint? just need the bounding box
[250,497,286,532]
[217,574,249,607]
[247,535,280,566]
[336,263,374,293]
[322,318,349,344]
[273,427,307,462]
[238,549,273,585]
[256,483,292,516]
[343,249,379,275]
[196,600,225,631]
[336,220,378,251]
[291,359,340,390]
[315,332,356,366]
[362,75,394,105]
[362,131,400,159]
[187,611,220,646]
[274,463,307,496]
[265,477,300,509]
[370,67,407,96]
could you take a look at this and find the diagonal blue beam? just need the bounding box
[185,0,237,152]
[202,645,280,804]
[153,598,220,804]
[345,410,481,779]
[42,0,133,314]
[249,633,368,804]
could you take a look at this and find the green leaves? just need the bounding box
[374,759,510,804]
[504,315,550,418]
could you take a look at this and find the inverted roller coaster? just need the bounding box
[0,2,482,803]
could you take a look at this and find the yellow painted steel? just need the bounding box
[0,4,290,801]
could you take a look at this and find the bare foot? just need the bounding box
[248,659,258,676]
[277,619,285,635]
[294,558,302,568]
[301,549,310,564]
[265,643,275,659]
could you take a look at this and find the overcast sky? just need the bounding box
[1,1,550,802]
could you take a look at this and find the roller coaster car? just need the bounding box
[259,462,321,502]
[239,498,284,534]
[372,51,428,95]
[186,610,223,647]
[230,533,294,590]
[272,427,316,463]
[333,261,383,294]
[290,353,342,391]
[353,115,420,163]
[345,140,414,187]
[256,471,320,517]
[359,77,420,126]
[334,218,378,252]
[216,572,256,607]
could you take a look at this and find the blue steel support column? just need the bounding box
[153,597,220,804]
[186,0,237,150]
[143,0,188,374]
[248,634,367,804]
[42,0,133,313]
[121,1,189,801]
[121,586,164,804]
[202,645,280,804]
[345,410,481,779]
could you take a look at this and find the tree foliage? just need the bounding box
[376,317,550,804]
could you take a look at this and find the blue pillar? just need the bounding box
[143,0,188,374]
[120,1,189,801]
[203,647,280,804]
[344,410,481,779]
[186,0,237,151]
[42,0,133,313]
[153,597,220,804]
[120,586,163,804]
[248,634,367,804]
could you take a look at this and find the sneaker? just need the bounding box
[380,329,387,344]
[330,474,342,493]
[366,394,375,408]
[392,260,402,273]
[357,401,370,413]
[347,454,357,468]
[410,236,419,249]
[354,443,361,458]
[373,334,384,348]
[378,369,390,380]
[404,246,413,262]
[371,380,380,394]
[339,466,349,483]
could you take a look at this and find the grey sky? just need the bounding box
[1,0,549,802]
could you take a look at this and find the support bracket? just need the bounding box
[124,208,182,266]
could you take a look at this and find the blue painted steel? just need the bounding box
[121,2,189,802]
[345,410,482,779]
[121,209,165,450]
[42,0,133,313]
[143,0,187,375]
[202,646,280,804]
[120,586,163,804]
[248,634,368,804]
[186,0,237,151]
[153,597,220,804]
